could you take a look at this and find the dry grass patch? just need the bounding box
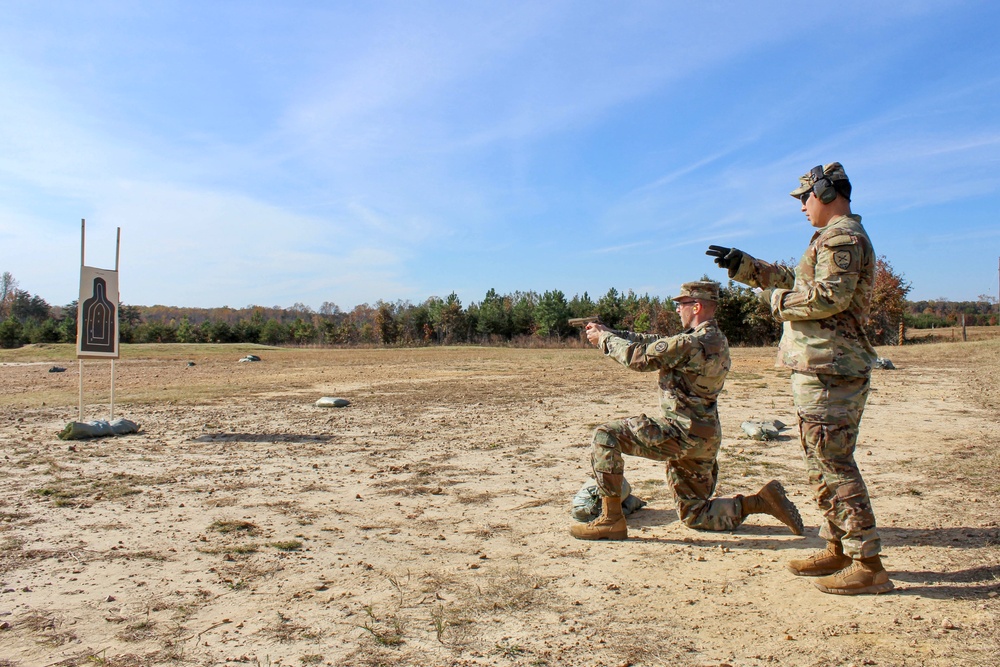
[342,645,414,667]
[16,608,77,647]
[372,483,450,497]
[207,518,260,535]
[465,565,549,613]
[102,549,171,562]
[217,557,285,590]
[264,611,321,643]
[418,566,551,651]
[197,543,260,555]
[259,500,322,525]
[359,604,406,647]
[268,539,303,551]
[202,495,240,507]
[455,489,492,504]
[601,621,696,667]
[118,618,158,643]
[0,538,90,575]
[467,522,511,539]
[30,472,153,508]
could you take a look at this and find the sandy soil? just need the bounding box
[1,331,998,667]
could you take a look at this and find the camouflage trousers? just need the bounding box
[792,371,881,558]
[591,414,744,531]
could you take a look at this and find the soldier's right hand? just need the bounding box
[706,245,743,274]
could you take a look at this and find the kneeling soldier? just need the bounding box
[572,281,803,541]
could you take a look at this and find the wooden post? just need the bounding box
[898,320,904,346]
[110,227,121,421]
[962,313,967,342]
[78,360,84,422]
[79,219,85,421]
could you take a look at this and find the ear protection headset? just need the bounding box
[809,165,838,204]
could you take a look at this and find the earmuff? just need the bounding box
[810,165,838,204]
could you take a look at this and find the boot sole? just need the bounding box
[761,481,804,536]
[570,531,628,541]
[813,579,895,595]
[786,563,850,577]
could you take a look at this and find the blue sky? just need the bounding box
[1,1,998,310]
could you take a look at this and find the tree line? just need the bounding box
[904,297,999,328]
[2,258,980,351]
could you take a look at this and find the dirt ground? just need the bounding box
[1,329,998,667]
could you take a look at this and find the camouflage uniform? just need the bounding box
[729,168,881,558]
[591,315,744,531]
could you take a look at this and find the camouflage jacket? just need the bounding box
[731,214,877,377]
[598,320,731,439]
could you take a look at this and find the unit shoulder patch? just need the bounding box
[833,250,853,270]
[653,340,668,353]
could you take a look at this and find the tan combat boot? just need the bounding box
[786,541,852,576]
[740,480,804,535]
[569,495,627,541]
[813,556,894,595]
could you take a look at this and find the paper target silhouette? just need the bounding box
[77,267,120,358]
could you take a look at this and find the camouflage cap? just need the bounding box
[789,162,849,197]
[676,280,720,303]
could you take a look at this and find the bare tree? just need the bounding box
[0,272,18,318]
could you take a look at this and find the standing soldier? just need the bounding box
[707,163,892,595]
[571,280,803,541]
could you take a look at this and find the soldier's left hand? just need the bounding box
[585,322,609,346]
[706,245,743,273]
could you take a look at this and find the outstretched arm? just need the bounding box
[707,244,796,290]
[588,323,691,372]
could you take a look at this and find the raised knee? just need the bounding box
[592,427,618,449]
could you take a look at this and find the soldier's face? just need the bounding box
[800,191,827,228]
[676,300,699,327]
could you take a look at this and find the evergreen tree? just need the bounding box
[568,291,596,318]
[437,293,466,344]
[0,317,24,348]
[177,317,197,343]
[59,301,78,344]
[596,288,625,329]
[714,281,780,346]
[476,288,511,339]
[260,319,288,345]
[510,291,537,337]
[535,290,571,337]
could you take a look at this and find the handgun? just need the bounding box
[568,315,601,328]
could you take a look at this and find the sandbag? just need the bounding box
[571,478,647,522]
[316,397,350,408]
[740,420,787,441]
[58,418,140,440]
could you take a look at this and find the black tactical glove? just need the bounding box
[706,245,744,277]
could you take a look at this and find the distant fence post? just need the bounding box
[962,313,967,342]
[897,320,905,346]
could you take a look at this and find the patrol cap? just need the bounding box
[789,162,849,198]
[676,280,720,303]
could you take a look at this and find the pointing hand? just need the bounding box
[706,245,744,276]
